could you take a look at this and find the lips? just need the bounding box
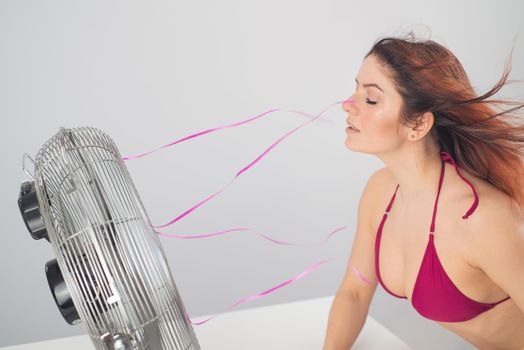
[346,121,360,131]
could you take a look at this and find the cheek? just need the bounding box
[362,109,401,143]
[377,118,398,136]
[364,109,394,134]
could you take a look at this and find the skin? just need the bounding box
[341,54,524,349]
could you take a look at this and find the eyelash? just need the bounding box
[354,85,378,105]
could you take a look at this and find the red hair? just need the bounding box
[366,33,524,214]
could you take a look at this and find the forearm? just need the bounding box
[323,291,369,350]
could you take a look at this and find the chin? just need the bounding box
[344,139,377,156]
[344,138,360,152]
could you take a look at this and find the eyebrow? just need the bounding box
[355,78,384,93]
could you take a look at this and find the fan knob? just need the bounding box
[18,180,49,242]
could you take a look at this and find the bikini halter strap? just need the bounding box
[440,151,479,219]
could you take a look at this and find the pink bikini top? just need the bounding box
[374,150,511,322]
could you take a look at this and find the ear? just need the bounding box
[412,111,435,138]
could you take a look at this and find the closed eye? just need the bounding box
[366,98,377,105]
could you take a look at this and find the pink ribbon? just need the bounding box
[155,225,348,246]
[128,100,345,229]
[351,264,373,286]
[185,258,335,326]
[121,106,338,161]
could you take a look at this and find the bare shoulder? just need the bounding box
[460,177,524,267]
[463,177,522,231]
[372,166,395,182]
[365,167,397,228]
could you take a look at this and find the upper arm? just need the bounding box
[338,167,390,303]
[469,198,524,313]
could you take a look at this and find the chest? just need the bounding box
[375,191,506,304]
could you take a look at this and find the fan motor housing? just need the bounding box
[45,259,81,325]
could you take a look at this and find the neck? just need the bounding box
[379,140,443,205]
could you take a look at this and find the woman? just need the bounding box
[323,34,524,349]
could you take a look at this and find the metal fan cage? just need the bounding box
[31,126,200,350]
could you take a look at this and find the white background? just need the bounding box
[1,0,523,348]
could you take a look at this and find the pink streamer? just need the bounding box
[155,225,348,246]
[185,258,335,326]
[122,106,337,161]
[351,264,373,286]
[142,100,345,229]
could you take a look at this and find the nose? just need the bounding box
[342,96,356,113]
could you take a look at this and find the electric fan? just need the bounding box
[17,126,201,350]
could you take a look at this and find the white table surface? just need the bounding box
[2,295,412,349]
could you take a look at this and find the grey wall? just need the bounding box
[1,0,523,348]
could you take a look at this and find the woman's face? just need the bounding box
[342,54,407,153]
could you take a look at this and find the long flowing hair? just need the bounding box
[366,34,524,214]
